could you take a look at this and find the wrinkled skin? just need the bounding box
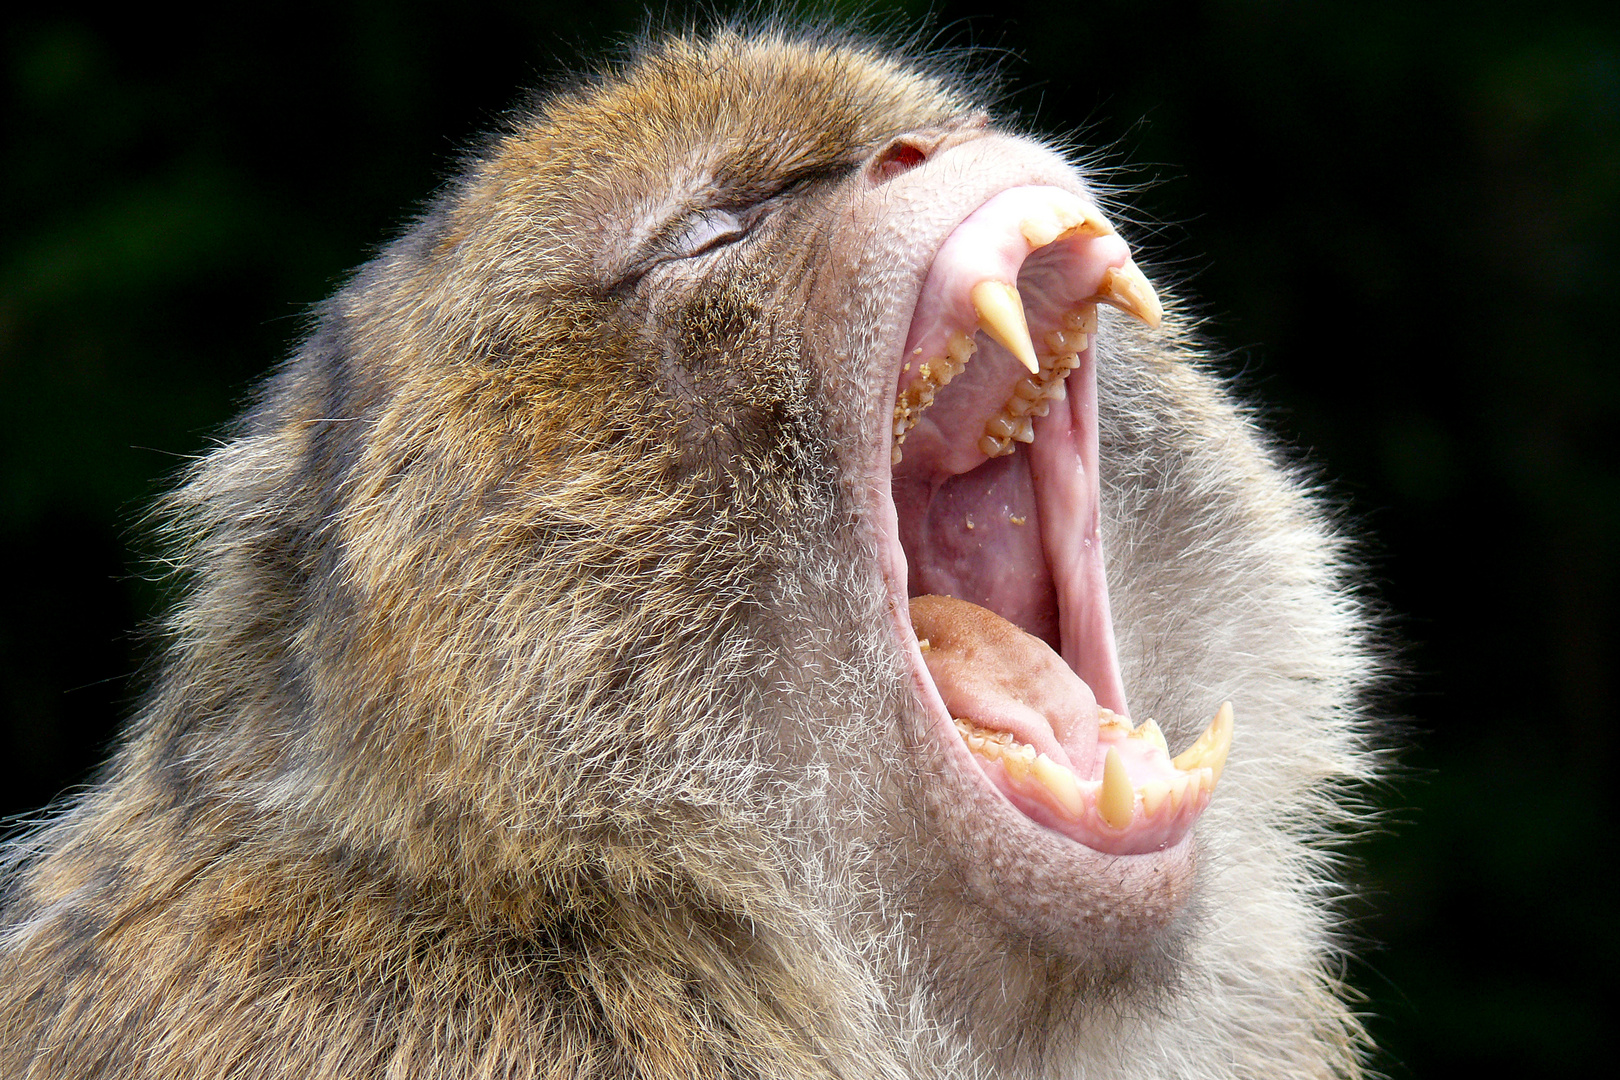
[0,30,1376,1080]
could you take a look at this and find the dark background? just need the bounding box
[2,2,1613,1077]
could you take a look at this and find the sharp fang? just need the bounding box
[1172,701,1233,782]
[1098,747,1135,830]
[1093,261,1163,329]
[1032,753,1084,817]
[970,280,1039,373]
[1127,717,1170,756]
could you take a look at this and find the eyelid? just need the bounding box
[670,207,749,259]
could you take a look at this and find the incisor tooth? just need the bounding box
[1032,753,1084,817]
[1020,213,1063,248]
[1094,261,1164,329]
[1168,772,1189,813]
[1172,701,1233,783]
[970,280,1040,373]
[1097,747,1135,830]
[1141,781,1170,816]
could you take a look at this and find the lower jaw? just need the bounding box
[908,701,1201,948]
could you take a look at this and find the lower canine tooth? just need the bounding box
[1172,702,1233,782]
[1097,747,1135,830]
[1032,753,1084,817]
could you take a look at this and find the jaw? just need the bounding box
[836,139,1233,950]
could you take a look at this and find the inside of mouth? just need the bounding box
[887,204,1216,855]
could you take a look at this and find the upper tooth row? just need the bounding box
[891,331,977,464]
[892,252,1162,467]
[977,305,1096,459]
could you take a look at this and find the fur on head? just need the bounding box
[0,25,1378,1080]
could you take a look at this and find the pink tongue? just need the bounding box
[910,594,1101,775]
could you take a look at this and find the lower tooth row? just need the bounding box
[892,332,978,465]
[952,716,1215,830]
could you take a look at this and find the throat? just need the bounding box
[893,453,1059,651]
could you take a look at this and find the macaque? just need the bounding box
[0,28,1375,1080]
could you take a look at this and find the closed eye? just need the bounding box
[669,208,750,259]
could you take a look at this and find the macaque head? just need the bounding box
[304,27,1357,1069]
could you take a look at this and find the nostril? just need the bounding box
[870,138,930,183]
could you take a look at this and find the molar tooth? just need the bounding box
[970,280,1040,373]
[1032,753,1084,817]
[1171,702,1233,782]
[946,331,977,363]
[978,434,1013,458]
[983,415,1016,439]
[1063,305,1099,334]
[1007,396,1035,418]
[1128,718,1170,757]
[1011,417,1034,443]
[1093,261,1164,329]
[1045,327,1088,354]
[1097,747,1135,830]
[1098,714,1133,737]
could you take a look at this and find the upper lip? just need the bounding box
[864,162,1232,859]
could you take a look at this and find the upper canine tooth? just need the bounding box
[1097,747,1135,830]
[1093,260,1164,329]
[1171,701,1233,782]
[970,280,1040,373]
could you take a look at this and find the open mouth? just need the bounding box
[881,185,1232,857]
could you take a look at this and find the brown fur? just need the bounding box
[0,28,1377,1079]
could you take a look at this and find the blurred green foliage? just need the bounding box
[2,2,1614,1077]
